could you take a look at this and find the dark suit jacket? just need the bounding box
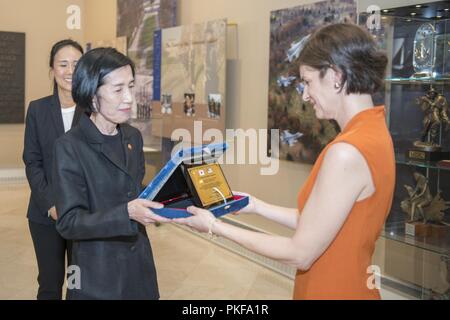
[53,113,159,300]
[23,91,83,225]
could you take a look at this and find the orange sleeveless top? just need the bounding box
[293,106,395,300]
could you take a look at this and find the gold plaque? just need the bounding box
[409,150,425,160]
[186,163,233,207]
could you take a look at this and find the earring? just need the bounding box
[334,83,341,90]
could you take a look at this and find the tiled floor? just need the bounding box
[0,183,293,300]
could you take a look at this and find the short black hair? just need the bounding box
[72,47,135,113]
[298,23,387,95]
[49,39,84,68]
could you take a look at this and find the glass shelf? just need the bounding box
[395,153,450,170]
[382,222,450,257]
[373,0,450,300]
[385,76,450,84]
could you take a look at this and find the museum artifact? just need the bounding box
[413,23,436,78]
[401,172,450,237]
[407,87,450,161]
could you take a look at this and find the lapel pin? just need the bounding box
[128,144,133,150]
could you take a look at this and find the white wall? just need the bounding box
[0,0,84,167]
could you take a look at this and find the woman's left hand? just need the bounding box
[48,206,58,220]
[173,206,216,233]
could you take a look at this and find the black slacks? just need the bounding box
[28,220,71,300]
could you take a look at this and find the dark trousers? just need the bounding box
[28,220,71,300]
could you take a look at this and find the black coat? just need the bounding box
[23,91,83,225]
[53,113,159,300]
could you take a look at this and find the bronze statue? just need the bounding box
[414,87,450,151]
[401,172,450,224]
[402,172,433,222]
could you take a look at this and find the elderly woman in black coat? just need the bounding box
[53,48,169,300]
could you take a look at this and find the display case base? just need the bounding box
[405,222,431,237]
[430,224,448,239]
[406,149,450,162]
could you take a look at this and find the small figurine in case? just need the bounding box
[139,143,249,218]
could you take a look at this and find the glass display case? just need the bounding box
[362,1,450,299]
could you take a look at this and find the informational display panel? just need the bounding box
[0,31,25,124]
[117,0,177,149]
[152,19,227,141]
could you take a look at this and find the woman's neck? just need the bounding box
[58,87,75,108]
[90,113,118,136]
[335,94,375,130]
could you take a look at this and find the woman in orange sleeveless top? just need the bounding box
[174,23,395,300]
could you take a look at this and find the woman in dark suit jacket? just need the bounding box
[53,48,169,300]
[23,39,84,300]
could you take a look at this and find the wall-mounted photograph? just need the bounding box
[208,94,221,119]
[161,93,173,115]
[267,0,357,164]
[184,93,195,117]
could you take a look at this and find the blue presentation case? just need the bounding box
[139,142,249,219]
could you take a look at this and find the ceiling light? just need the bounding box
[411,12,417,16]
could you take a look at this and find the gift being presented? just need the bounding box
[139,142,249,218]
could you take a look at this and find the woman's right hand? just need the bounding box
[127,199,171,226]
[232,191,259,215]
